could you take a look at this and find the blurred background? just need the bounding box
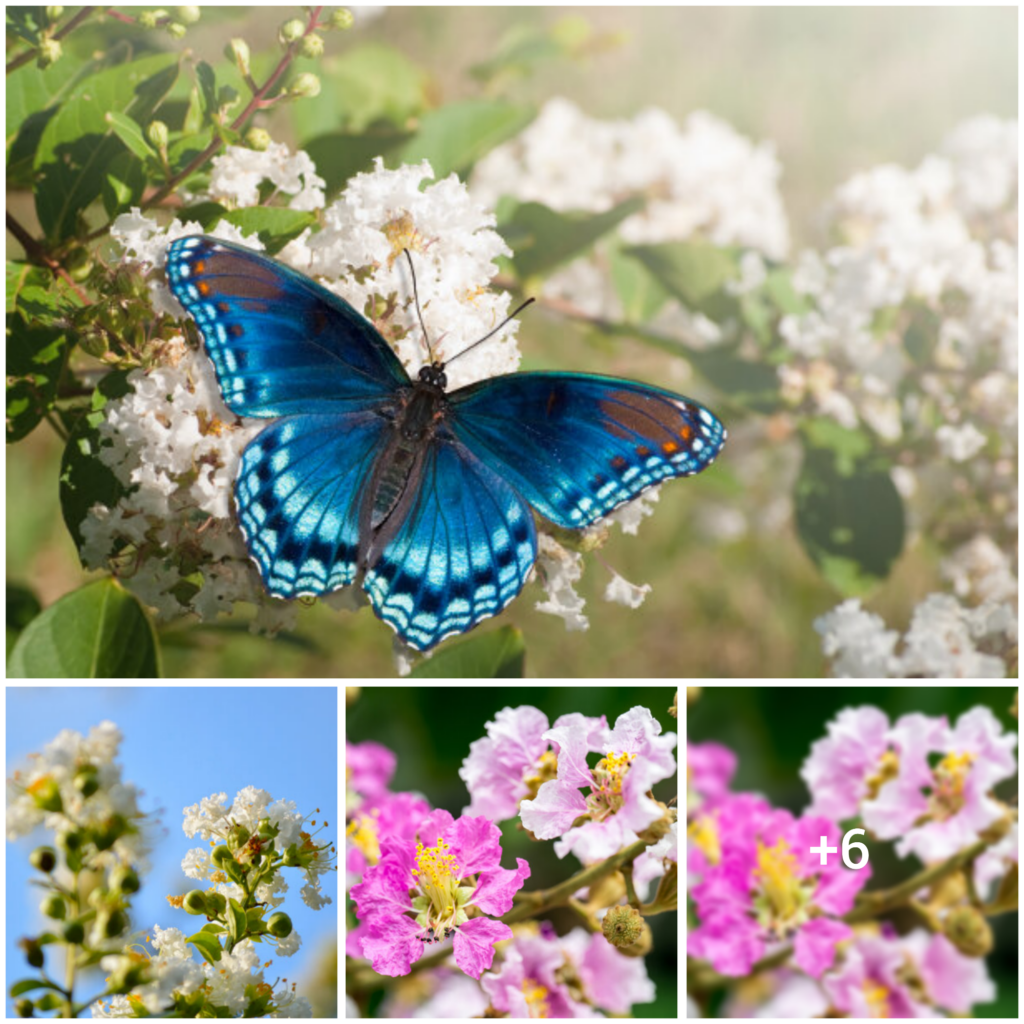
[688,684,1019,1019]
[7,7,1017,677]
[5,687,338,1018]
[346,684,678,1017]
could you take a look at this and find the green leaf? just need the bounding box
[304,127,414,195]
[186,929,223,965]
[7,578,161,678]
[9,978,65,997]
[410,626,526,678]
[104,110,157,161]
[501,197,645,282]
[168,127,214,176]
[34,54,179,241]
[764,266,810,316]
[220,208,317,253]
[794,437,905,595]
[7,582,42,633]
[59,371,132,552]
[688,349,780,414]
[398,99,535,180]
[608,240,669,323]
[35,993,64,1012]
[6,310,69,443]
[101,150,146,219]
[903,301,941,365]
[227,897,246,943]
[624,241,739,309]
[7,261,52,313]
[293,44,429,140]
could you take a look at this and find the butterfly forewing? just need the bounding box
[165,236,409,418]
[447,372,727,529]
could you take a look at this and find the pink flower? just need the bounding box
[459,706,607,822]
[346,740,396,806]
[346,789,433,881]
[687,741,737,810]
[559,928,656,1014]
[379,967,490,1019]
[520,706,676,861]
[689,800,870,979]
[350,809,530,980]
[862,707,1017,860]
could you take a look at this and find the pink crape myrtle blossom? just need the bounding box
[687,740,737,812]
[346,789,433,881]
[558,927,656,1013]
[688,792,771,887]
[721,968,829,1018]
[379,966,490,1019]
[350,809,530,980]
[689,802,871,979]
[346,740,396,807]
[862,707,1017,860]
[460,706,607,822]
[823,930,995,1017]
[520,706,676,862]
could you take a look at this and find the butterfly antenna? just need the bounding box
[403,249,436,364]
[444,297,536,367]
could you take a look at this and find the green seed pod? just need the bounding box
[205,891,226,915]
[46,7,64,24]
[267,912,293,938]
[15,996,34,1016]
[74,765,100,798]
[111,866,140,895]
[147,120,169,151]
[288,72,321,99]
[40,894,66,920]
[225,37,250,75]
[29,847,57,873]
[175,5,200,24]
[22,939,44,969]
[103,908,127,938]
[244,127,271,152]
[183,890,208,915]
[601,904,643,948]
[63,920,86,945]
[226,825,250,852]
[37,38,62,69]
[944,905,994,958]
[211,844,234,868]
[165,22,186,39]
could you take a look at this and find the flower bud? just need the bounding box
[943,906,993,958]
[37,38,62,69]
[226,825,251,852]
[243,127,271,152]
[635,809,674,844]
[278,18,306,46]
[618,919,653,958]
[63,919,86,944]
[226,37,251,76]
[328,8,354,30]
[29,847,57,873]
[668,690,678,718]
[147,120,169,151]
[41,894,66,920]
[267,912,293,938]
[101,908,127,938]
[29,776,63,813]
[288,73,321,99]
[165,22,186,39]
[299,33,324,59]
[74,764,100,798]
[15,997,34,1016]
[46,6,64,23]
[57,829,83,853]
[211,844,234,868]
[204,891,227,915]
[183,889,208,915]
[110,866,140,895]
[601,904,643,948]
[92,814,127,851]
[20,938,44,969]
[175,5,200,24]
[138,9,165,29]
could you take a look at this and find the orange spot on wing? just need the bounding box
[637,445,652,458]
[217,302,230,313]
[229,324,244,337]
[197,281,210,296]
[662,440,679,454]
[611,455,627,471]
[193,260,206,273]
[679,424,693,439]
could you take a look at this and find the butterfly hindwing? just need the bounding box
[235,411,391,597]
[448,372,726,529]
[165,236,408,418]
[362,433,538,651]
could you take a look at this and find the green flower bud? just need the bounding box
[111,866,140,895]
[943,905,993,958]
[46,6,64,23]
[37,38,62,69]
[165,22,186,39]
[278,18,306,46]
[92,814,127,851]
[138,9,164,29]
[175,5,200,24]
[211,844,234,868]
[57,830,83,853]
[102,908,127,938]
[183,890,208,915]
[74,764,100,798]
[41,894,66,920]
[29,776,63,813]
[226,37,250,75]
[267,912,293,938]
[29,847,57,873]
[618,919,653,958]
[601,904,643,948]
[15,997,34,1016]
[243,127,271,152]
[147,120,169,151]
[63,919,85,944]
[299,33,324,59]
[289,72,321,99]
[204,891,226,915]
[328,8,354,30]
[226,825,251,852]
[20,938,44,969]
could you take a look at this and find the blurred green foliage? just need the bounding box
[348,685,679,1017]
[689,685,1019,1018]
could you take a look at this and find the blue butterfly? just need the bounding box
[165,236,726,651]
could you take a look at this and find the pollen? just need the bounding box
[687,814,722,866]
[596,751,636,794]
[753,838,801,922]
[521,977,550,1018]
[345,815,381,865]
[861,978,892,1017]
[383,212,425,268]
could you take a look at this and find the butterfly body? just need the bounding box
[165,235,726,651]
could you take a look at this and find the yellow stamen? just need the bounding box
[687,814,722,866]
[862,978,892,1017]
[521,977,550,1018]
[345,814,381,865]
[753,838,800,922]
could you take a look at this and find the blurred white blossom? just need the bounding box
[208,142,326,211]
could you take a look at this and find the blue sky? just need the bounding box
[6,686,337,1013]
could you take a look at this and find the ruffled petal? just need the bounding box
[520,780,588,839]
[452,916,511,979]
[472,857,531,915]
[448,815,503,874]
[794,917,850,978]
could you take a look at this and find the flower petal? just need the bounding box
[519,780,587,839]
[448,815,503,874]
[472,857,531,915]
[452,916,511,979]
[794,917,850,978]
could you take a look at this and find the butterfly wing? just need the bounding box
[235,411,390,597]
[362,431,537,651]
[447,372,726,528]
[165,236,408,417]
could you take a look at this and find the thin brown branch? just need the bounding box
[6,212,91,306]
[6,6,97,75]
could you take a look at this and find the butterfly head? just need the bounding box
[418,362,448,391]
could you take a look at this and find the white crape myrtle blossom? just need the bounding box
[207,142,326,211]
[6,721,147,871]
[941,534,1018,605]
[816,593,1016,678]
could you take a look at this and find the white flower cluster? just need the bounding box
[208,142,326,211]
[815,589,1017,678]
[92,925,313,1018]
[181,786,333,914]
[6,720,146,867]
